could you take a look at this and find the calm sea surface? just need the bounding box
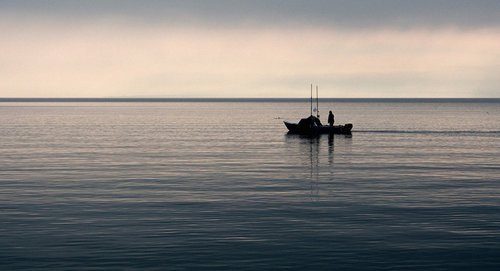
[1,100,499,270]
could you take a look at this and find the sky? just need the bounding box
[1,0,499,98]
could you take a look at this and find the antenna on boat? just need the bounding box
[316,85,319,118]
[310,84,313,116]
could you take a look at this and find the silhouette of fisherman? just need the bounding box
[328,110,335,127]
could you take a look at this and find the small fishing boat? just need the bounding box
[284,117,353,135]
[283,85,353,135]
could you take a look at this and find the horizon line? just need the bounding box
[1,97,500,103]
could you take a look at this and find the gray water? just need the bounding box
[1,100,499,270]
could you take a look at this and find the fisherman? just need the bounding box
[328,110,335,127]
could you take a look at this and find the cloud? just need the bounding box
[1,1,499,98]
[2,0,500,29]
[1,19,498,98]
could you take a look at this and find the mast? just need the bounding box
[316,85,319,118]
[310,84,313,116]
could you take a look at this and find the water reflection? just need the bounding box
[284,133,352,199]
[328,133,334,166]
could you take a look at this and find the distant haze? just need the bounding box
[1,0,499,98]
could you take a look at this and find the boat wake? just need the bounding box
[353,130,500,135]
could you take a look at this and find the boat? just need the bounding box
[284,117,353,135]
[283,85,353,135]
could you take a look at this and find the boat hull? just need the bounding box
[284,121,353,135]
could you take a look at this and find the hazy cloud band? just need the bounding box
[2,0,500,29]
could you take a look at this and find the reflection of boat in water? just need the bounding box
[283,131,353,201]
[283,85,353,135]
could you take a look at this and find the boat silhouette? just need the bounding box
[284,85,353,135]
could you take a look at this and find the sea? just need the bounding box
[1,99,499,270]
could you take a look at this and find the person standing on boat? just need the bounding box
[328,110,335,127]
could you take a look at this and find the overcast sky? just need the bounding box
[1,0,499,98]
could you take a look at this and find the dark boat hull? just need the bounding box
[284,121,353,135]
